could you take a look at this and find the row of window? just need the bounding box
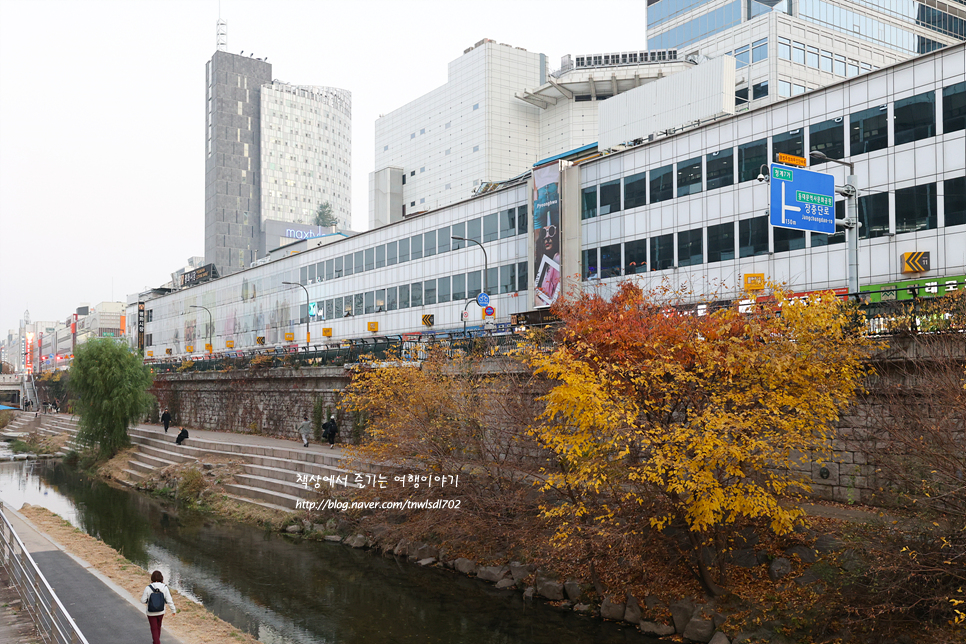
[777,36,878,78]
[581,177,966,278]
[580,81,965,218]
[300,262,529,321]
[298,206,528,285]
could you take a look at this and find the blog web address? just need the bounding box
[296,499,461,511]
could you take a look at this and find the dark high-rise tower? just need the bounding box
[204,51,272,276]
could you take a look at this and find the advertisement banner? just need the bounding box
[137,302,145,352]
[532,163,561,308]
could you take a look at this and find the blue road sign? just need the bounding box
[769,163,836,234]
[477,292,490,307]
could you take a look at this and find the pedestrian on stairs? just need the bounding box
[161,408,172,433]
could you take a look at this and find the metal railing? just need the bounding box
[0,501,89,644]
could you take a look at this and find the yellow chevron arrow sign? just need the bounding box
[901,251,930,273]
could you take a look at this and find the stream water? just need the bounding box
[0,460,663,644]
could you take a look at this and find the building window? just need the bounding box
[500,209,516,239]
[706,148,734,191]
[437,226,450,254]
[420,128,425,135]
[483,213,499,242]
[810,117,845,161]
[851,105,889,155]
[858,192,890,239]
[894,90,936,145]
[820,50,832,73]
[772,129,803,161]
[354,251,364,274]
[399,284,410,309]
[650,164,673,203]
[467,218,482,243]
[946,177,966,226]
[517,205,528,235]
[792,41,805,65]
[792,83,806,96]
[354,293,364,317]
[410,234,423,260]
[778,36,791,60]
[624,172,647,209]
[486,267,498,295]
[943,81,966,133]
[677,157,702,196]
[895,183,937,234]
[411,282,423,307]
[806,45,819,68]
[438,276,451,303]
[452,273,466,301]
[451,222,465,249]
[398,237,410,262]
[752,80,769,100]
[738,139,767,183]
[600,244,621,278]
[517,261,528,292]
[581,186,597,219]
[423,230,436,257]
[650,233,674,271]
[778,80,791,98]
[364,248,375,271]
[334,256,344,278]
[473,145,479,152]
[774,227,806,253]
[599,179,621,215]
[735,45,750,69]
[834,54,846,76]
[707,222,735,263]
[739,216,769,257]
[582,248,599,281]
[752,38,767,63]
[677,227,703,266]
[847,60,859,77]
[387,287,398,311]
[499,264,516,294]
[624,238,647,274]
[423,280,436,305]
[365,291,375,314]
[736,87,749,106]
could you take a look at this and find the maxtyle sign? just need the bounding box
[769,163,836,234]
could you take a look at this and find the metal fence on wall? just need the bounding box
[0,502,89,644]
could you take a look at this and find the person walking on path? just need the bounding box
[297,414,313,448]
[322,415,339,449]
[141,570,176,644]
[161,408,172,433]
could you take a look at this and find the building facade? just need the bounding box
[137,44,965,361]
[205,51,273,276]
[205,52,352,277]
[260,81,352,236]
[369,40,546,229]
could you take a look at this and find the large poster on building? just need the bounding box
[532,163,561,308]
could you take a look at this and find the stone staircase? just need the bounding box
[24,416,362,513]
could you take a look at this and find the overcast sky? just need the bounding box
[0,0,651,337]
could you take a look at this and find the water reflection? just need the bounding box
[0,461,663,644]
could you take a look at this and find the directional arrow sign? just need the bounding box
[769,163,836,234]
[901,251,930,273]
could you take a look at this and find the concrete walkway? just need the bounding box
[0,504,183,644]
[141,419,348,455]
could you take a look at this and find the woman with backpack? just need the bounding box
[141,570,176,644]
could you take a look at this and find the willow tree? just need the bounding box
[525,281,877,594]
[71,339,154,458]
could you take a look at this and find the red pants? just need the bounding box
[148,614,164,644]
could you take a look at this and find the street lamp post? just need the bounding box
[282,281,311,351]
[451,235,488,296]
[809,151,860,295]
[189,305,213,354]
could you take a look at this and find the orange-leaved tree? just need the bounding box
[524,280,877,594]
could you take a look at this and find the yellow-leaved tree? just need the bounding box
[525,281,877,594]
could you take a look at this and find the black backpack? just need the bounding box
[147,584,166,612]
